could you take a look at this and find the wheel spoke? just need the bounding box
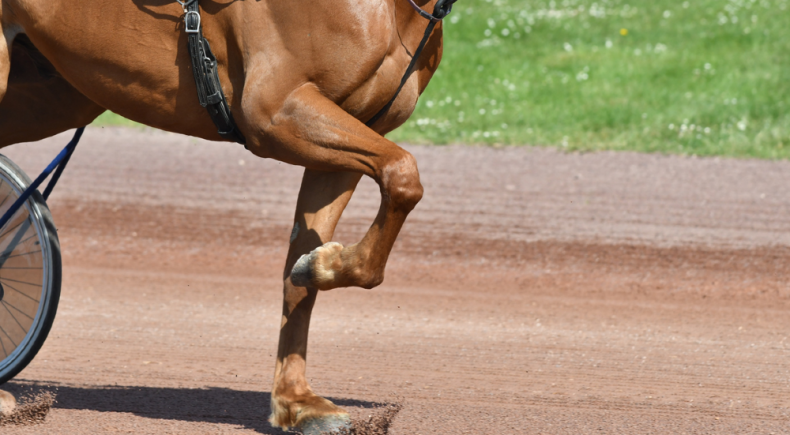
[0,219,34,274]
[0,163,61,381]
[0,301,27,336]
[0,188,12,211]
[0,233,38,252]
[0,180,14,213]
[0,217,25,240]
[1,300,34,321]
[0,277,43,288]
[0,250,42,260]
[0,324,17,348]
[0,281,40,303]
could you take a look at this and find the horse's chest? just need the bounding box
[334,52,425,134]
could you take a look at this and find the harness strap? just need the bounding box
[0,127,84,235]
[180,0,246,145]
[406,0,442,22]
[365,0,457,127]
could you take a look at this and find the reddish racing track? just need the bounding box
[2,128,789,434]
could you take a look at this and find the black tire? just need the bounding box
[0,154,61,385]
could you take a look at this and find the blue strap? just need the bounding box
[0,127,84,232]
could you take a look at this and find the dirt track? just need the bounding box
[1,127,789,434]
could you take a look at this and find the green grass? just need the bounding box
[93,111,144,128]
[96,0,790,158]
[388,0,790,158]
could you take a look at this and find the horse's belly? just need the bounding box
[10,0,223,139]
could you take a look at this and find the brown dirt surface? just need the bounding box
[0,127,789,434]
[0,391,55,426]
[336,402,403,435]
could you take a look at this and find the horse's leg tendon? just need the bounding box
[246,84,423,292]
[269,169,362,432]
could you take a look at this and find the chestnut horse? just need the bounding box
[1,0,448,432]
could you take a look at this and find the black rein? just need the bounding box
[365,0,458,127]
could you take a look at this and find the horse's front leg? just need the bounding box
[269,169,362,433]
[245,84,422,433]
[244,83,424,292]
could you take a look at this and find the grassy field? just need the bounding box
[96,0,790,158]
[94,112,143,128]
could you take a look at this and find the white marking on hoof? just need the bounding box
[290,242,344,289]
[299,414,352,435]
[0,390,16,416]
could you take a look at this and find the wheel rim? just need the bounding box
[0,172,52,374]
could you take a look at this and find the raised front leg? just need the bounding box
[245,83,423,292]
[270,169,362,433]
[250,85,423,433]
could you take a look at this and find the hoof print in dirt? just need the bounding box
[299,414,352,435]
[310,402,402,435]
[0,391,55,426]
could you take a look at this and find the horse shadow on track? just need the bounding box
[5,381,383,434]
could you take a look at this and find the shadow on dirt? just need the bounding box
[4,381,386,434]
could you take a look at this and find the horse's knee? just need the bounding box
[380,151,423,212]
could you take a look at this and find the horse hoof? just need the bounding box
[0,390,16,416]
[298,413,352,435]
[291,251,314,287]
[290,242,344,289]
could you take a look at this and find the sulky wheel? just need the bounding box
[0,155,61,385]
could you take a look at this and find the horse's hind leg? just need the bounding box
[269,169,361,432]
[0,35,104,147]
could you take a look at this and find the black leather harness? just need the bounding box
[178,0,246,145]
[177,0,456,144]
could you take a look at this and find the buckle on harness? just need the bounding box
[185,10,201,33]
